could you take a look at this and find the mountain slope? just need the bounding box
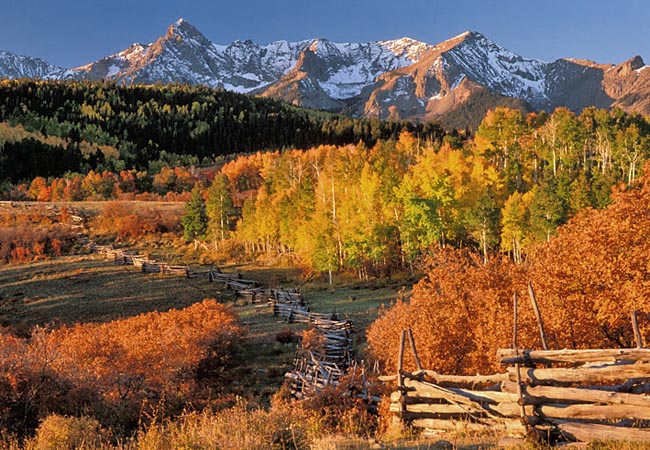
[0,51,63,79]
[3,20,650,128]
[355,31,545,121]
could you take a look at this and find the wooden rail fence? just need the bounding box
[91,241,357,400]
[268,282,355,399]
[92,242,262,298]
[385,324,650,445]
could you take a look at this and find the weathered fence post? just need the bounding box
[632,310,644,348]
[397,329,406,391]
[513,293,529,430]
[527,281,548,350]
[407,328,423,372]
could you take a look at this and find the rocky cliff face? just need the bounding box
[3,19,650,128]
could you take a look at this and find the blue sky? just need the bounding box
[3,0,649,68]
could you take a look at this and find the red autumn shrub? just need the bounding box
[0,300,243,434]
[92,201,182,240]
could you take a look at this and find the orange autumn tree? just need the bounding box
[527,171,650,349]
[367,249,536,375]
[368,162,650,375]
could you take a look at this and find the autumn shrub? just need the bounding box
[92,201,182,241]
[301,386,377,438]
[210,238,248,264]
[276,328,298,344]
[525,179,650,349]
[0,207,80,263]
[299,328,328,354]
[0,300,243,437]
[27,415,108,450]
[0,225,77,263]
[367,249,536,375]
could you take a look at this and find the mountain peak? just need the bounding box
[0,50,63,79]
[449,30,484,42]
[166,18,205,41]
[377,37,433,62]
[433,30,489,53]
[617,55,645,74]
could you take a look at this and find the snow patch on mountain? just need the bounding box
[307,38,434,99]
[0,51,63,79]
[442,32,547,103]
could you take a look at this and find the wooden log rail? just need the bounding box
[505,362,650,386]
[186,267,216,279]
[498,348,650,365]
[237,287,274,304]
[385,327,650,444]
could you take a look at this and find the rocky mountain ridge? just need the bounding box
[2,19,650,127]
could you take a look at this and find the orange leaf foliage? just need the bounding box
[367,249,534,374]
[0,300,243,431]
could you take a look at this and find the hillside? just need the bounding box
[0,79,446,181]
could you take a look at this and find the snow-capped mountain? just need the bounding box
[358,30,550,120]
[0,51,63,79]
[49,19,432,98]
[3,19,650,127]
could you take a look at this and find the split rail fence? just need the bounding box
[270,285,355,399]
[384,297,650,445]
[93,243,259,295]
[91,241,356,400]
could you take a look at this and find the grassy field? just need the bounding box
[0,251,406,405]
[0,255,221,329]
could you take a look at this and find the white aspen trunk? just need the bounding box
[331,171,344,269]
[628,149,638,184]
[481,226,488,265]
[219,194,225,241]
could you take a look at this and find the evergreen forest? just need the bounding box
[0,79,445,181]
